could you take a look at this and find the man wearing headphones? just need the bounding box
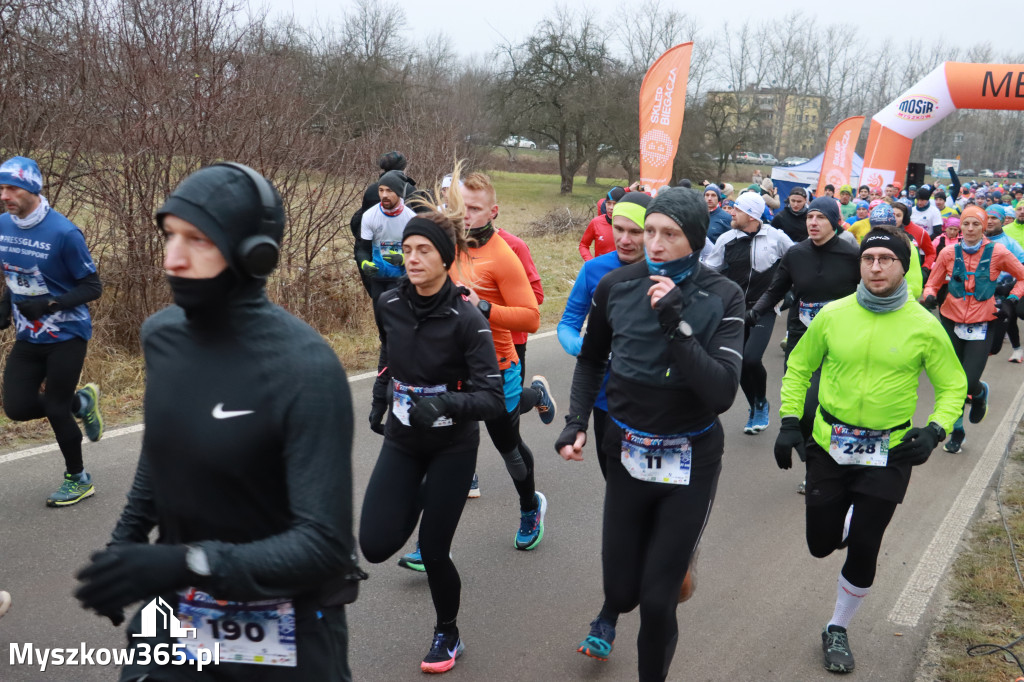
[75,163,361,681]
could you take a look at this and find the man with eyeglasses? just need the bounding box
[773,228,966,674]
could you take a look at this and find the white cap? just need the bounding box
[734,191,766,222]
[441,174,453,189]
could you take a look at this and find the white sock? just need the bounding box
[828,573,870,630]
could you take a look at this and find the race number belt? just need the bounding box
[177,589,296,667]
[954,322,987,341]
[798,300,829,328]
[392,379,453,428]
[819,407,908,468]
[612,418,713,486]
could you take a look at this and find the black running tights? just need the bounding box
[359,439,476,630]
[601,421,723,682]
[940,315,989,396]
[806,492,898,589]
[3,338,86,473]
[740,312,775,408]
[484,405,537,511]
[988,299,1020,354]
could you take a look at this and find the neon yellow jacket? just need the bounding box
[781,293,967,451]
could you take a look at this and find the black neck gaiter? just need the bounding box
[166,269,238,316]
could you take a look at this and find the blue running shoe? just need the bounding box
[743,407,756,434]
[398,543,425,572]
[530,375,557,425]
[421,628,464,674]
[46,471,95,507]
[751,399,770,433]
[75,383,103,442]
[577,617,615,661]
[969,381,988,424]
[515,491,547,550]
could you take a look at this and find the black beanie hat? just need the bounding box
[646,187,709,251]
[916,185,933,201]
[157,164,284,277]
[860,229,910,273]
[677,178,693,188]
[607,186,626,202]
[378,151,407,172]
[807,197,841,232]
[379,170,411,199]
[618,192,652,209]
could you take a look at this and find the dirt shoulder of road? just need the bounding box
[916,423,1024,682]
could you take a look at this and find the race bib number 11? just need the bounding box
[620,427,692,485]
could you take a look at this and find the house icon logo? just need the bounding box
[132,597,197,639]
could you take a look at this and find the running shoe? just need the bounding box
[0,590,10,619]
[577,617,615,661]
[821,625,855,673]
[751,399,770,433]
[968,381,989,424]
[530,375,557,425]
[743,407,756,434]
[1010,348,1024,364]
[46,471,95,507]
[74,383,103,442]
[944,428,966,453]
[420,628,464,674]
[398,543,426,572]
[467,473,480,499]
[779,336,788,353]
[797,479,807,495]
[514,491,547,551]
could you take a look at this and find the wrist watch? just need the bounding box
[47,299,60,313]
[675,320,693,339]
[928,421,947,442]
[477,300,492,319]
[185,546,211,577]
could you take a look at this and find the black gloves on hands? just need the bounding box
[408,394,450,430]
[75,544,191,617]
[16,296,54,321]
[653,286,684,334]
[369,400,387,435]
[922,295,938,310]
[745,309,760,327]
[888,423,942,466]
[381,251,405,267]
[773,416,805,470]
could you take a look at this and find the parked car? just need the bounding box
[734,151,759,164]
[961,169,975,176]
[1010,170,1024,178]
[979,169,995,177]
[501,135,537,149]
[546,143,559,151]
[758,153,780,166]
[995,170,1009,178]
[780,156,809,167]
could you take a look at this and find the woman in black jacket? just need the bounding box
[360,172,505,675]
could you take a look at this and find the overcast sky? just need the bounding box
[263,0,1018,61]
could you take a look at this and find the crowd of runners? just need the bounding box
[2,149,1022,679]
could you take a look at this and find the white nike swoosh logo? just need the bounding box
[447,647,458,658]
[212,403,254,419]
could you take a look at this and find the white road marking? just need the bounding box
[888,377,1024,627]
[0,330,561,465]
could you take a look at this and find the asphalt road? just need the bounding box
[1,323,1020,681]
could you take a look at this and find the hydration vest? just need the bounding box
[948,242,997,301]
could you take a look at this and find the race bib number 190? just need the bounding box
[620,427,692,485]
[177,589,297,667]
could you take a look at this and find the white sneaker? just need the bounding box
[1009,348,1024,364]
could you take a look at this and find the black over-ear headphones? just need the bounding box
[213,162,281,279]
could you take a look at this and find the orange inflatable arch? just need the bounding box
[860,63,1024,190]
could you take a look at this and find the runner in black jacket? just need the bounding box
[556,188,744,682]
[771,186,810,243]
[360,176,505,675]
[75,163,360,681]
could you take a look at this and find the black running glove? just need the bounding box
[780,290,795,311]
[888,423,942,466]
[921,294,938,310]
[75,544,191,616]
[745,309,760,327]
[381,251,405,267]
[368,400,387,435]
[773,416,805,470]
[653,285,684,334]
[408,394,450,430]
[16,296,55,321]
